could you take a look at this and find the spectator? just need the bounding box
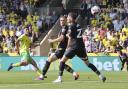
[81,0,127,54]
[113,17,124,31]
[123,37,128,48]
[124,16,128,26]
[0,0,59,55]
[37,18,43,32]
[120,32,127,43]
[19,2,28,19]
[51,11,58,25]
[83,36,91,52]
[97,38,104,52]
[98,25,107,39]
[92,39,99,52]
[107,19,114,31]
[115,43,123,52]
[0,45,3,53]
[123,0,128,13]
[61,0,69,10]
[104,46,113,53]
[80,0,87,19]
[15,27,22,37]
[109,9,118,20]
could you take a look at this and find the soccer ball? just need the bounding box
[91,6,100,15]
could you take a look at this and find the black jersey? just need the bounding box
[58,25,68,49]
[67,23,85,49]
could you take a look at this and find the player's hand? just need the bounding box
[65,47,70,51]
[66,33,70,38]
[48,39,53,43]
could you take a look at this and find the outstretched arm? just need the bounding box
[48,35,64,44]
[15,39,20,55]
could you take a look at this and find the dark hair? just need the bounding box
[68,12,77,20]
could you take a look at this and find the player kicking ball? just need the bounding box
[8,28,43,80]
[41,16,79,80]
[53,12,106,83]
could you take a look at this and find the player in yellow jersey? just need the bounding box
[8,28,43,80]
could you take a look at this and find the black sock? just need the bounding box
[126,60,128,71]
[42,61,51,76]
[59,62,65,76]
[88,63,101,75]
[64,64,74,74]
[121,59,126,70]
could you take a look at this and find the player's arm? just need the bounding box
[15,34,24,55]
[15,39,20,55]
[48,35,64,44]
[66,30,72,49]
[66,36,71,49]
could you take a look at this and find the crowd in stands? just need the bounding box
[81,0,128,54]
[0,0,59,54]
[0,0,127,56]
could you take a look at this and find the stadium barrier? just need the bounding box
[0,55,121,71]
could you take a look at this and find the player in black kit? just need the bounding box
[116,49,128,71]
[53,12,106,83]
[40,16,79,80]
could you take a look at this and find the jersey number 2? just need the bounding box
[77,29,82,38]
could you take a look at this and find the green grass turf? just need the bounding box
[0,71,128,89]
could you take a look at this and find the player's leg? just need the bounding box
[45,49,79,80]
[53,49,75,83]
[56,49,79,79]
[126,59,128,71]
[29,58,43,80]
[42,53,58,77]
[64,64,79,80]
[8,61,28,71]
[8,53,29,71]
[43,48,66,76]
[121,58,126,70]
[44,52,76,76]
[53,55,69,83]
[83,59,106,82]
[77,49,106,82]
[64,64,73,73]
[43,49,67,77]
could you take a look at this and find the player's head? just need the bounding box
[67,12,77,26]
[60,16,67,27]
[24,27,29,35]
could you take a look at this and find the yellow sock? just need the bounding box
[36,70,42,76]
[12,63,21,67]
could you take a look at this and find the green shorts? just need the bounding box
[20,52,33,63]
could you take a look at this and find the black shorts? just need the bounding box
[64,47,88,61]
[55,49,65,59]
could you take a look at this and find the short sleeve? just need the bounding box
[18,34,25,41]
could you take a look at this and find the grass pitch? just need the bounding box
[0,71,128,89]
